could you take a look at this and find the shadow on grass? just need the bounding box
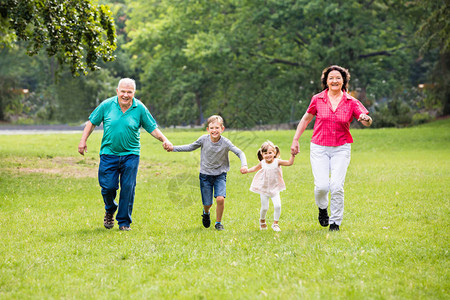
[177,225,324,236]
[72,227,122,236]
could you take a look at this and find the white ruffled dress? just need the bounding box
[250,158,286,197]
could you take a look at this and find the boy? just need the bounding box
[167,115,247,230]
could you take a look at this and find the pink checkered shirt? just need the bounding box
[307,89,369,146]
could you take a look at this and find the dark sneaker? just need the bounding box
[104,212,114,229]
[329,223,340,231]
[215,223,224,231]
[318,208,329,227]
[119,226,131,231]
[202,212,211,228]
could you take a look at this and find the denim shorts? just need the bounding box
[199,172,227,206]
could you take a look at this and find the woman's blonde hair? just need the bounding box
[257,140,280,161]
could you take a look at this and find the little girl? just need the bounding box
[245,141,295,231]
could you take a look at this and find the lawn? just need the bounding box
[0,119,449,299]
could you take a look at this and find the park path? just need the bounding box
[0,124,100,135]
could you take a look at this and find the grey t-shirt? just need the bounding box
[173,134,247,175]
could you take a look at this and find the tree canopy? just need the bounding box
[0,0,448,127]
[0,0,116,75]
[125,0,431,127]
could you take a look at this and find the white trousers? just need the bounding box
[310,143,351,226]
[260,193,281,221]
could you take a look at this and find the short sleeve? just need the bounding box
[140,103,158,133]
[352,99,369,119]
[306,97,318,115]
[89,102,105,126]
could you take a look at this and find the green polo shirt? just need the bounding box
[89,96,158,156]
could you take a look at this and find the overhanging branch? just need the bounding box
[359,51,392,58]
[359,46,409,59]
[269,58,300,66]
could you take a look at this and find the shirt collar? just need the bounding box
[114,96,137,109]
[318,89,352,102]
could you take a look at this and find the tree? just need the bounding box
[0,0,117,75]
[125,0,424,127]
[0,42,117,122]
[415,0,449,115]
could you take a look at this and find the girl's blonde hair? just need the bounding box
[257,140,280,161]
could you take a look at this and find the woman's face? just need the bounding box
[327,70,344,92]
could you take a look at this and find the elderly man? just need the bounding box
[78,78,172,231]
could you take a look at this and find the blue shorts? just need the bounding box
[199,172,227,206]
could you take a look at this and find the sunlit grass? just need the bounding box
[0,119,449,299]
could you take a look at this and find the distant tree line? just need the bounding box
[0,0,448,128]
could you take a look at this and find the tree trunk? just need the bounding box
[195,92,204,125]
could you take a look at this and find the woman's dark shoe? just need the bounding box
[318,208,329,227]
[329,223,340,231]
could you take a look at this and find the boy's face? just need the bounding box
[207,121,224,142]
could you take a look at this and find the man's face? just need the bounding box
[116,83,135,108]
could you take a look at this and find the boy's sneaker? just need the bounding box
[329,223,340,231]
[318,208,329,227]
[119,226,131,231]
[104,212,114,229]
[215,223,224,231]
[202,212,211,228]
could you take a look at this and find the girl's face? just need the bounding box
[327,70,344,93]
[207,121,224,142]
[262,147,276,163]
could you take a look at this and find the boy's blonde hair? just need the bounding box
[206,115,224,127]
[257,140,280,161]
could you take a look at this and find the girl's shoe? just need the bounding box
[271,223,281,232]
[260,220,268,230]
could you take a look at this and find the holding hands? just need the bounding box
[240,166,249,174]
[290,140,300,156]
[163,141,173,152]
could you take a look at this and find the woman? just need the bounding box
[291,65,372,231]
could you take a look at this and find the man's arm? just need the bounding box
[78,121,96,155]
[150,128,173,151]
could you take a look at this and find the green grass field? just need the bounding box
[1,119,449,299]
